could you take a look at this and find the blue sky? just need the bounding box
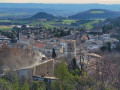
[0,0,120,4]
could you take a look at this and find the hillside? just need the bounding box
[69,9,120,19]
[31,12,56,19]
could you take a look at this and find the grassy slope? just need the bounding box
[91,11,104,13]
[0,25,15,30]
[0,20,12,22]
[30,21,60,28]
[62,20,76,25]
[84,20,99,29]
[0,13,29,17]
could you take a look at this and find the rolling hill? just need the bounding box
[1,3,120,17]
[68,9,120,19]
[31,12,56,19]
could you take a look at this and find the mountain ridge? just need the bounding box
[68,9,120,19]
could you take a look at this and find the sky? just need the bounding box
[0,0,120,4]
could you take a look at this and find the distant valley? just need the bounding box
[31,9,120,20]
[1,3,120,18]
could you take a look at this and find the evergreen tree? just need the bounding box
[0,78,12,90]
[31,81,46,90]
[22,80,29,90]
[107,42,111,51]
[51,61,74,90]
[13,73,19,90]
[52,48,56,58]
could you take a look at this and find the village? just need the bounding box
[0,23,120,89]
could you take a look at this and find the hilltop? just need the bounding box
[31,12,56,19]
[69,9,120,19]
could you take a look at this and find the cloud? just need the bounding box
[1,0,120,4]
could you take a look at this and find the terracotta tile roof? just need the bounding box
[36,43,45,48]
[81,36,88,40]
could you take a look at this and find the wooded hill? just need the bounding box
[69,9,120,19]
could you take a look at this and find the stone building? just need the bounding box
[9,59,54,81]
[65,40,76,63]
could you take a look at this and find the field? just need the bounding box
[0,13,30,18]
[62,20,76,25]
[29,21,60,28]
[0,19,103,29]
[84,20,99,29]
[91,11,104,13]
[13,21,29,24]
[0,20,12,22]
[29,19,77,28]
[0,25,15,30]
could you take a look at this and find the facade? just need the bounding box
[65,40,76,62]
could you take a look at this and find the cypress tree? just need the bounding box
[52,48,56,58]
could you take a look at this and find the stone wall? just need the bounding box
[33,59,54,77]
[8,59,54,81]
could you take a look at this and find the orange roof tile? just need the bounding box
[36,43,45,48]
[81,36,88,40]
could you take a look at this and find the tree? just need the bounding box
[100,42,111,52]
[21,80,29,90]
[13,73,19,90]
[68,58,80,73]
[52,61,95,90]
[100,46,107,52]
[51,61,74,90]
[0,78,12,90]
[31,81,46,90]
[60,30,65,37]
[52,48,56,58]
[107,42,111,51]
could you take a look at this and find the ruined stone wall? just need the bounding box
[8,59,54,82]
[33,59,54,77]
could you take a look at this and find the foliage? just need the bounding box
[100,42,111,52]
[100,46,107,52]
[13,73,19,90]
[30,81,46,90]
[0,78,12,90]
[51,61,74,90]
[52,60,96,90]
[21,80,29,90]
[52,48,57,58]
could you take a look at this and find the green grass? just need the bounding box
[0,25,14,31]
[0,20,12,22]
[41,23,56,28]
[0,19,28,24]
[62,20,76,25]
[91,11,104,13]
[0,27,13,30]
[85,21,99,29]
[13,21,29,24]
[0,13,28,17]
[29,21,60,29]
